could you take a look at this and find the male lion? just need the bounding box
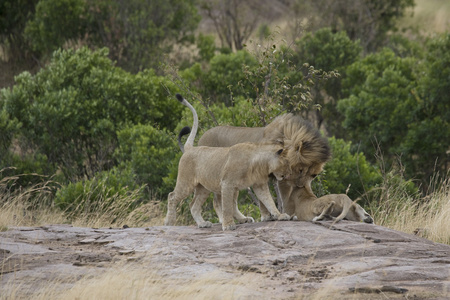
[164,94,292,231]
[179,112,331,222]
[291,187,374,223]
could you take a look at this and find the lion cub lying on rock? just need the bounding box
[164,94,292,231]
[292,187,374,223]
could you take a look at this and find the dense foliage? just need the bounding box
[1,0,199,71]
[0,47,182,182]
[0,0,448,223]
[338,35,450,185]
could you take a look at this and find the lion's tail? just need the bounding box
[177,126,191,153]
[176,94,198,151]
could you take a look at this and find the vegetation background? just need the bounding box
[0,0,448,244]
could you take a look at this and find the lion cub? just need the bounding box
[292,187,374,223]
[164,94,292,231]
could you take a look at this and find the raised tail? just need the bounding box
[176,94,198,151]
[177,126,191,153]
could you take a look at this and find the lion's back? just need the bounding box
[198,126,264,147]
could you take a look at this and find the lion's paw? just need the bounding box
[312,216,323,222]
[237,217,254,224]
[198,221,213,228]
[364,215,374,224]
[261,215,276,222]
[291,215,298,221]
[277,213,290,221]
[222,223,236,231]
[164,216,175,226]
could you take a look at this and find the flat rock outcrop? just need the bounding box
[1,221,449,299]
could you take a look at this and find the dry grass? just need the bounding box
[0,169,165,231]
[0,169,65,230]
[370,172,450,245]
[61,269,259,300]
[1,263,262,300]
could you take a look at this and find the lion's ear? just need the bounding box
[275,138,284,146]
[295,141,303,153]
[276,149,284,156]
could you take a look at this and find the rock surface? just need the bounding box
[1,221,449,299]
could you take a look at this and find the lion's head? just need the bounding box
[263,113,331,191]
[269,148,292,182]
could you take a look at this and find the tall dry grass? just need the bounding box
[369,171,450,245]
[0,168,66,230]
[33,267,260,300]
[0,259,376,300]
[0,168,164,230]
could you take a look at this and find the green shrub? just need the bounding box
[338,38,449,186]
[116,124,178,196]
[24,0,88,54]
[0,47,182,181]
[54,168,143,214]
[292,28,362,136]
[319,137,383,202]
[181,50,258,105]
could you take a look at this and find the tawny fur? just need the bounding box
[165,95,292,231]
[185,113,331,221]
[291,187,374,223]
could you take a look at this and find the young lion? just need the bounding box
[164,94,292,231]
[291,187,374,223]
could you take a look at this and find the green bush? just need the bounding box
[54,168,143,214]
[338,37,449,186]
[181,50,258,105]
[0,47,182,181]
[115,124,178,196]
[294,28,362,74]
[318,137,383,202]
[292,28,362,136]
[196,33,216,62]
[24,0,88,54]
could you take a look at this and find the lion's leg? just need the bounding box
[164,192,177,226]
[212,193,223,223]
[253,183,290,221]
[258,200,275,222]
[248,187,271,222]
[164,186,192,226]
[215,191,254,224]
[333,196,353,222]
[221,184,237,231]
[312,201,335,222]
[278,180,295,215]
[190,186,213,228]
[258,181,278,222]
[233,194,255,224]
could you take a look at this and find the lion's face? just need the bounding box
[348,204,374,223]
[291,162,325,196]
[271,150,292,182]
